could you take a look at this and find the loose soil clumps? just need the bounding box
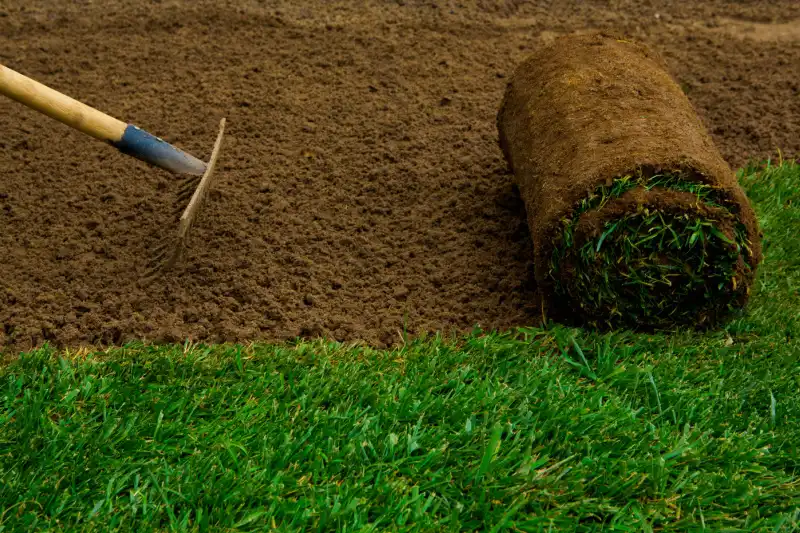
[498,33,763,329]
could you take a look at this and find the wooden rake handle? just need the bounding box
[0,63,207,176]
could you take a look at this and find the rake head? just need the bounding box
[142,117,226,283]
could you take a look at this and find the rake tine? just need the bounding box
[177,175,202,197]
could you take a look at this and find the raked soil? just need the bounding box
[1,0,799,353]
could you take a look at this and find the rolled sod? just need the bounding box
[497,33,762,329]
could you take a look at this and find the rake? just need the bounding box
[0,62,225,281]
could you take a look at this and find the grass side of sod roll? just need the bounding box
[1,161,799,532]
[548,169,756,330]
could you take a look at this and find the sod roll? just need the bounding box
[497,33,762,329]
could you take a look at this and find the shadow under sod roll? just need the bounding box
[497,32,762,330]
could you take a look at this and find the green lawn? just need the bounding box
[1,161,799,532]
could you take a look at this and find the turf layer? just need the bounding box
[1,162,799,531]
[548,170,757,329]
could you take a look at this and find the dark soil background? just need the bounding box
[1,1,799,353]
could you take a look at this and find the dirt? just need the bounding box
[1,1,799,353]
[497,32,761,328]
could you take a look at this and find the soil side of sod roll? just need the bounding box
[497,32,763,330]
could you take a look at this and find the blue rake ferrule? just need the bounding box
[111,124,207,176]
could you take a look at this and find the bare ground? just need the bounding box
[1,0,798,353]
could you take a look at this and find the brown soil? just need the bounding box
[1,1,799,353]
[497,32,761,328]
